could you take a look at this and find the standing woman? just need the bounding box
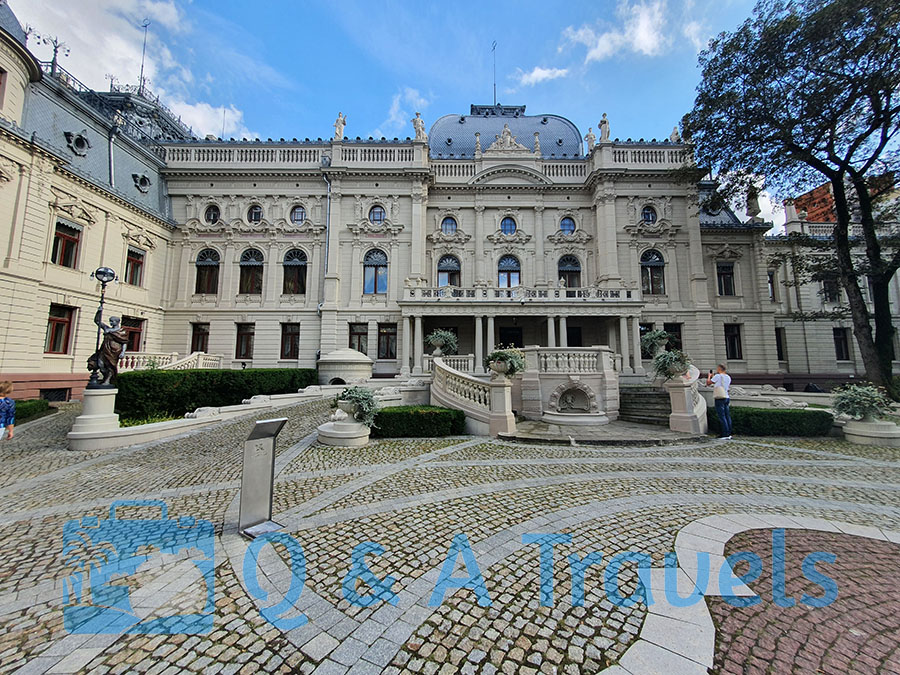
[0,381,15,441]
[706,365,732,440]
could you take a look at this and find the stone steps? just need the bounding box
[618,388,671,427]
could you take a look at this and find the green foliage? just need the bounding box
[640,329,670,356]
[120,414,180,428]
[425,329,459,355]
[15,399,52,424]
[707,406,833,437]
[650,350,692,380]
[831,384,894,420]
[335,386,378,427]
[485,347,526,376]
[116,368,318,419]
[371,405,466,438]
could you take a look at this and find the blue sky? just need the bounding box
[14,0,759,144]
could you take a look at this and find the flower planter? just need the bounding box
[337,399,358,418]
[488,360,510,378]
[842,417,900,447]
[429,338,445,357]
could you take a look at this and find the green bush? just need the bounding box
[372,405,466,438]
[116,368,318,419]
[15,399,51,424]
[708,405,833,437]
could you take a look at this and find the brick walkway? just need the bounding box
[0,403,898,674]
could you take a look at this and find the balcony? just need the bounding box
[402,286,640,304]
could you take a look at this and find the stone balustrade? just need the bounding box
[424,354,475,373]
[403,286,638,303]
[531,348,603,374]
[430,357,515,436]
[663,365,708,434]
[119,351,224,372]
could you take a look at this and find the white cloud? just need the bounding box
[515,66,569,87]
[166,101,257,139]
[561,0,671,63]
[372,87,431,139]
[682,20,707,52]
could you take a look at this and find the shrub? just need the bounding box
[372,406,466,438]
[707,406,833,437]
[16,399,51,424]
[334,386,378,427]
[831,384,894,420]
[485,347,526,376]
[116,368,318,419]
[641,329,692,380]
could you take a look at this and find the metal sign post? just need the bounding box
[238,417,288,539]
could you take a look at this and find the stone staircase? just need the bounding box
[618,386,671,426]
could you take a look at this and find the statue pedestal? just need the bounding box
[317,418,370,447]
[68,388,120,447]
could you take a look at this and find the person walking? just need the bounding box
[707,365,732,439]
[0,381,15,441]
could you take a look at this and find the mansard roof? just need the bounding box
[0,0,26,47]
[429,104,583,160]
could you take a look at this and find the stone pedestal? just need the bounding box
[843,419,900,447]
[663,366,708,434]
[68,387,120,450]
[317,416,371,447]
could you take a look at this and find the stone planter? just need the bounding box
[337,399,358,419]
[429,338,445,357]
[843,416,900,447]
[318,399,370,447]
[488,360,510,378]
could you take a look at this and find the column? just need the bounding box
[686,187,710,308]
[604,192,620,280]
[486,316,495,355]
[413,315,424,375]
[619,316,632,374]
[534,204,546,286]
[559,316,568,348]
[546,316,556,347]
[323,183,342,304]
[474,316,484,374]
[389,240,400,302]
[631,315,644,374]
[367,320,378,361]
[474,204,485,284]
[400,316,411,376]
[410,189,427,278]
[308,241,323,307]
[264,242,279,305]
[349,242,362,305]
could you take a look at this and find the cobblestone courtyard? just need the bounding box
[1,400,899,674]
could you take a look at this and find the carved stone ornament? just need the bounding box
[348,219,404,237]
[624,217,675,239]
[487,229,532,245]
[428,229,471,245]
[547,229,593,245]
[132,173,152,193]
[124,229,155,250]
[0,154,19,185]
[548,379,599,413]
[51,188,97,225]
[706,243,743,260]
[484,124,532,154]
[64,130,91,156]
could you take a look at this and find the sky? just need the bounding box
[10,0,782,225]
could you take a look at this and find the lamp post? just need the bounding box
[87,266,118,389]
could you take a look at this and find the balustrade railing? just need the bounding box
[404,286,637,302]
[432,361,491,411]
[424,354,475,373]
[119,351,224,372]
[536,349,602,374]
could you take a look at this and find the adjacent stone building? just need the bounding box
[0,4,896,399]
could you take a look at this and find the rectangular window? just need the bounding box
[833,327,851,361]
[377,323,397,360]
[121,316,144,353]
[639,322,655,359]
[724,323,743,360]
[822,278,840,303]
[195,265,219,295]
[191,323,210,353]
[0,68,7,108]
[717,263,736,296]
[283,266,307,295]
[51,223,81,268]
[775,327,787,361]
[767,271,777,302]
[45,304,75,354]
[663,322,683,351]
[235,323,255,360]
[349,323,368,353]
[239,267,263,295]
[125,247,145,286]
[280,323,301,360]
[363,265,388,294]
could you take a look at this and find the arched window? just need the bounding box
[640,249,666,295]
[437,254,461,287]
[368,205,386,224]
[283,249,308,295]
[558,255,581,288]
[290,205,306,224]
[500,217,517,235]
[194,248,220,294]
[204,205,220,224]
[441,216,458,235]
[559,217,576,234]
[247,204,263,223]
[363,248,388,294]
[498,255,521,288]
[239,248,264,294]
[641,206,658,224]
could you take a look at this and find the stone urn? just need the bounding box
[488,360,509,378]
[430,338,445,357]
[337,399,358,420]
[843,415,900,447]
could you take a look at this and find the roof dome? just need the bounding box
[0,1,27,47]
[429,104,583,160]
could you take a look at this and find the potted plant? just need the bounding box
[485,347,525,378]
[333,386,378,427]
[425,329,458,357]
[832,384,899,446]
[640,329,692,380]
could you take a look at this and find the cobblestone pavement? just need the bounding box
[0,405,898,674]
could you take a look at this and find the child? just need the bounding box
[0,381,15,441]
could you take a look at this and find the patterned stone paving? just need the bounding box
[0,401,898,674]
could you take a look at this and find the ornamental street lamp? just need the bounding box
[87,267,118,389]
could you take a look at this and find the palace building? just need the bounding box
[0,4,897,400]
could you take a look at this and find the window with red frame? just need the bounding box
[45,304,75,354]
[125,248,145,286]
[51,223,81,268]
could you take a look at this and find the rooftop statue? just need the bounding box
[584,127,596,152]
[746,187,762,219]
[670,126,681,143]
[333,112,346,140]
[412,112,427,141]
[486,123,530,153]
[86,311,127,387]
[599,113,610,142]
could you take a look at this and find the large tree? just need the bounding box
[682,0,900,398]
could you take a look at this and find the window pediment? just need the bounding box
[469,165,551,186]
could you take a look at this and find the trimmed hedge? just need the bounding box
[16,399,52,424]
[708,405,833,437]
[372,405,466,438]
[116,368,317,419]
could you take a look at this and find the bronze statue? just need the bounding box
[87,310,127,387]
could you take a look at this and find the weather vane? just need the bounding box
[25,27,70,76]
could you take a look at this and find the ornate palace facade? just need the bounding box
[0,4,897,399]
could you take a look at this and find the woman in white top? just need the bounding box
[706,364,733,439]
